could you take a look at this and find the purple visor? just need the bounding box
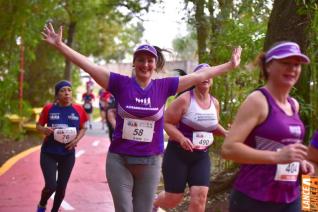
[265,42,310,64]
[133,44,158,60]
[193,63,210,72]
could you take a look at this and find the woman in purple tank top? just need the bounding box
[42,23,241,212]
[221,41,314,212]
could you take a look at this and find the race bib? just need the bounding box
[274,162,300,182]
[122,118,155,142]
[54,127,77,144]
[193,131,214,150]
[83,103,92,110]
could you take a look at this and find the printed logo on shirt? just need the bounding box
[52,124,68,129]
[68,113,79,121]
[135,97,151,107]
[195,113,216,121]
[289,125,301,137]
[49,113,60,120]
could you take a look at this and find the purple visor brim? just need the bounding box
[265,42,310,64]
[193,63,210,72]
[133,44,158,60]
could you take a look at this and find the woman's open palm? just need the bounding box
[231,46,242,68]
[42,23,63,46]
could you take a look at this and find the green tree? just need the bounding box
[0,0,159,133]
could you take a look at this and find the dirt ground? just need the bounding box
[0,134,42,166]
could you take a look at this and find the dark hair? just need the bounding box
[154,46,170,73]
[255,41,291,80]
[255,52,268,80]
[173,68,194,97]
[54,80,72,96]
[174,68,187,76]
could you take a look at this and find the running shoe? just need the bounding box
[152,206,159,212]
[36,206,46,212]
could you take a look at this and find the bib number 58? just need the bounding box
[133,129,144,136]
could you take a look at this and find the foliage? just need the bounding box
[304,3,318,140]
[179,0,271,128]
[172,24,197,60]
[0,0,159,134]
[177,0,317,142]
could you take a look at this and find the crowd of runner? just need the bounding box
[35,22,318,212]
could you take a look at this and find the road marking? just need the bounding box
[50,193,75,210]
[75,150,85,158]
[92,140,100,147]
[0,145,41,176]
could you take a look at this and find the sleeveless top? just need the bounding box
[234,87,305,203]
[169,90,218,151]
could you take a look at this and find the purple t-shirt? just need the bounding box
[234,88,305,203]
[310,130,318,149]
[108,72,179,156]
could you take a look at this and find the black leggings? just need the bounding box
[39,151,75,212]
[162,142,211,193]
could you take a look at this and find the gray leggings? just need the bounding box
[106,152,162,212]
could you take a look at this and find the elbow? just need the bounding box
[35,123,41,131]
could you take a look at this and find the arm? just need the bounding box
[308,146,318,175]
[221,91,309,164]
[177,47,242,93]
[36,105,54,136]
[36,123,54,137]
[213,124,228,137]
[211,97,228,137]
[164,92,194,151]
[42,23,109,89]
[107,108,116,129]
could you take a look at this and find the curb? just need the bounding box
[0,145,41,176]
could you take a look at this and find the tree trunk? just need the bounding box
[194,0,208,63]
[264,0,313,50]
[64,21,77,81]
[264,0,316,141]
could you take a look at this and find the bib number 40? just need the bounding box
[285,163,298,173]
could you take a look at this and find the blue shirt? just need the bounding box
[38,103,88,155]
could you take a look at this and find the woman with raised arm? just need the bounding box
[221,41,314,212]
[42,23,241,212]
[153,64,228,212]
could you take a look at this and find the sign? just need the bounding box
[302,175,318,211]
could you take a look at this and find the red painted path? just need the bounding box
[0,124,114,212]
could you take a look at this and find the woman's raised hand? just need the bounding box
[41,23,63,47]
[230,46,242,69]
